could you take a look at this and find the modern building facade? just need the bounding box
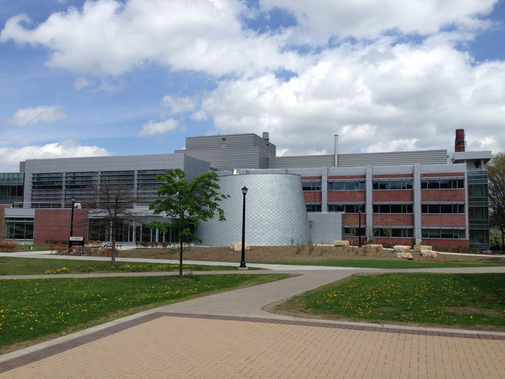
[0,130,492,249]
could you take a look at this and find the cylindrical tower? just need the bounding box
[196,173,311,246]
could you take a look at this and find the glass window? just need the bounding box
[429,204,440,213]
[429,229,440,238]
[344,182,355,191]
[428,180,439,189]
[391,204,402,213]
[421,204,428,213]
[441,204,452,213]
[379,204,390,213]
[404,179,413,189]
[390,180,402,190]
[359,181,366,190]
[440,179,451,189]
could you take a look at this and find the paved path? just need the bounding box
[1,254,505,378]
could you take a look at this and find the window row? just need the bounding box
[421,178,464,189]
[422,228,466,239]
[4,218,34,240]
[328,203,365,213]
[328,181,365,191]
[302,181,322,191]
[422,204,465,214]
[373,204,413,214]
[373,179,413,190]
[343,227,413,238]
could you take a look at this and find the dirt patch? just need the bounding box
[445,307,503,318]
[118,245,505,265]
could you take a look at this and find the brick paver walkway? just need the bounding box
[1,313,504,379]
[1,257,505,378]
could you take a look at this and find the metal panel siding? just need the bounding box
[177,148,262,170]
[338,150,448,167]
[196,174,311,246]
[307,213,342,244]
[268,155,334,169]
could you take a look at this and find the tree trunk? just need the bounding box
[179,238,183,277]
[111,221,116,267]
[111,240,116,267]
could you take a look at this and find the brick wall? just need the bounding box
[422,238,470,249]
[328,175,365,180]
[421,214,466,227]
[304,192,322,202]
[421,190,465,201]
[373,214,414,226]
[0,205,9,242]
[328,191,366,202]
[373,174,413,179]
[34,209,89,245]
[300,176,322,180]
[343,214,366,225]
[373,191,413,202]
[421,173,465,177]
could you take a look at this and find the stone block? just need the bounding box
[334,240,350,247]
[420,250,438,258]
[393,245,411,253]
[369,244,383,249]
[230,242,250,251]
[396,252,414,260]
[414,245,432,252]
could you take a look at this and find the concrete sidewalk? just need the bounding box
[1,257,505,378]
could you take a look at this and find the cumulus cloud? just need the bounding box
[198,38,505,155]
[0,0,303,77]
[259,0,496,43]
[0,139,111,172]
[138,118,178,136]
[74,77,90,89]
[161,95,198,114]
[7,106,67,126]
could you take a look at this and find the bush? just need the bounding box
[0,242,18,252]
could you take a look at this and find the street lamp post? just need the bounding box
[358,210,362,248]
[68,197,76,254]
[239,186,248,269]
[502,224,504,255]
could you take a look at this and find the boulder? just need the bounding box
[420,250,438,258]
[414,245,432,252]
[334,240,350,247]
[396,252,414,260]
[393,245,411,253]
[230,242,250,251]
[369,244,383,249]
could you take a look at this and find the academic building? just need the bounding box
[0,130,492,249]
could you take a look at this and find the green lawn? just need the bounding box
[261,259,504,269]
[0,273,288,348]
[0,257,245,276]
[281,273,505,329]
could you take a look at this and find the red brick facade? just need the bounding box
[421,173,465,177]
[373,191,413,202]
[421,190,465,202]
[33,209,89,245]
[421,214,466,227]
[304,192,322,202]
[373,174,413,179]
[328,191,366,202]
[0,206,9,242]
[373,214,414,225]
[328,175,365,180]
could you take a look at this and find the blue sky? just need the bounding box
[0,0,504,171]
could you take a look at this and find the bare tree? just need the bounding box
[83,180,142,267]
